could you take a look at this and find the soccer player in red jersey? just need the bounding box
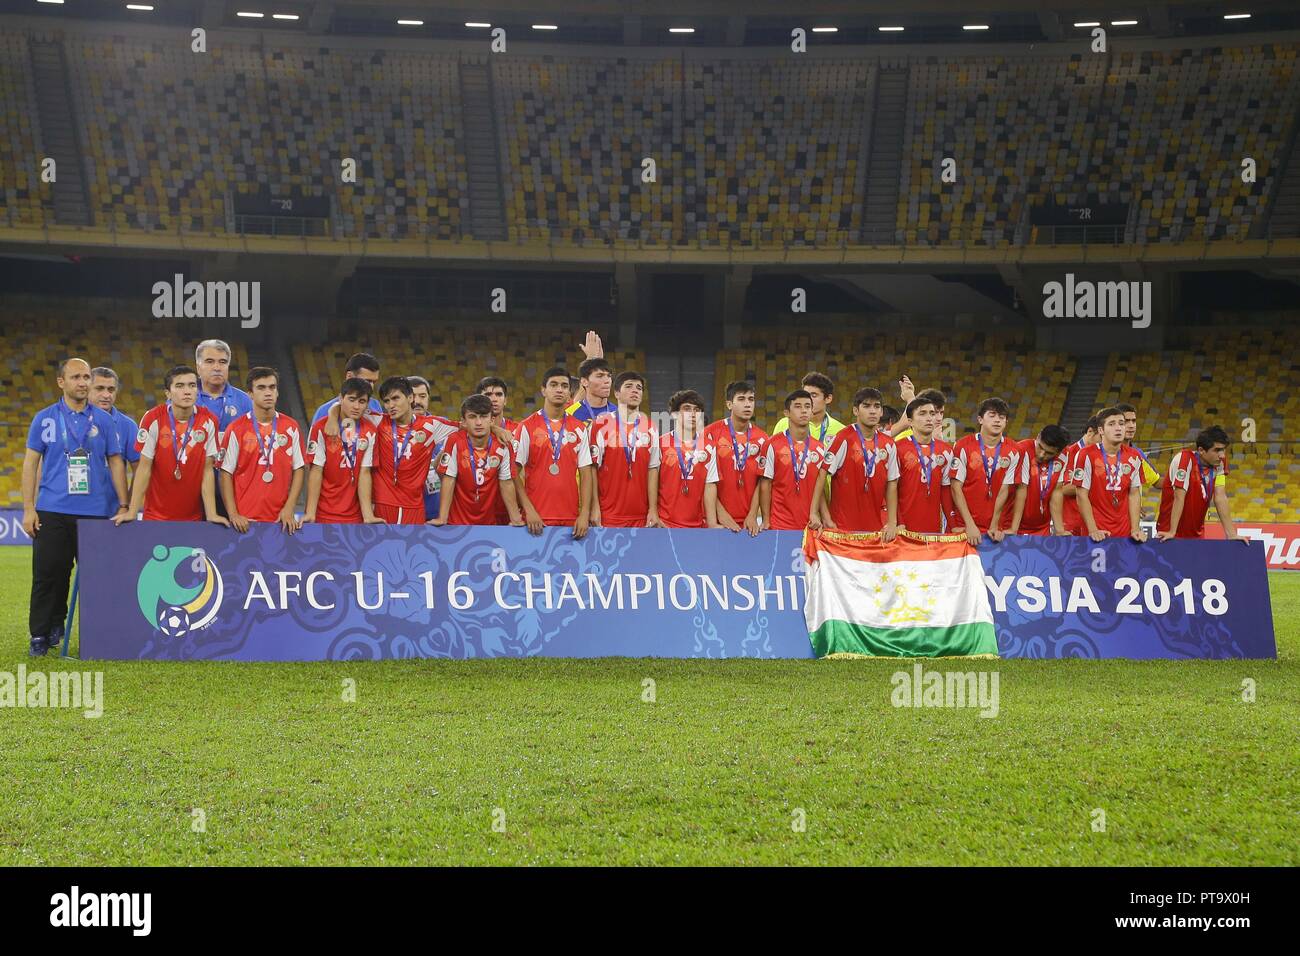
[1053,406,1146,542]
[988,424,1070,539]
[219,367,305,533]
[948,398,1016,544]
[703,380,767,536]
[114,365,225,525]
[1156,425,1240,540]
[301,378,377,525]
[513,367,594,537]
[431,394,521,527]
[1054,413,1100,535]
[478,376,518,523]
[590,371,660,528]
[364,376,458,525]
[894,395,954,534]
[656,390,709,529]
[813,387,898,536]
[758,389,827,532]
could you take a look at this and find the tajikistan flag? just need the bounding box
[803,530,998,659]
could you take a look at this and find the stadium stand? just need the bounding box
[294,321,646,422]
[0,30,46,227]
[0,298,250,507]
[1096,323,1299,522]
[899,44,1300,245]
[4,23,1297,245]
[714,326,1075,445]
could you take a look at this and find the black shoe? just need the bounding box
[29,635,49,657]
[47,626,65,655]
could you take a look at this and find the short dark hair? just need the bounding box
[906,395,940,419]
[1097,405,1126,427]
[725,380,755,402]
[345,352,380,376]
[801,372,834,397]
[977,397,1011,419]
[784,388,813,411]
[917,388,946,409]
[668,389,706,413]
[339,377,373,401]
[613,370,645,391]
[1115,403,1137,415]
[541,366,571,388]
[1085,414,1102,433]
[407,375,430,390]
[1040,424,1071,449]
[378,375,413,399]
[853,387,884,407]
[879,405,900,427]
[164,365,199,390]
[477,376,508,394]
[246,366,278,390]
[460,394,494,418]
[1196,425,1230,450]
[578,358,611,379]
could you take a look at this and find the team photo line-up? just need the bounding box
[21,336,1242,656]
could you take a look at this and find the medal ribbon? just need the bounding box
[546,413,567,470]
[855,424,879,488]
[390,417,414,486]
[728,419,751,487]
[786,432,811,490]
[168,402,196,468]
[911,436,935,495]
[253,412,279,471]
[978,434,1003,499]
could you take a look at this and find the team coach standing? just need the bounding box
[21,358,127,656]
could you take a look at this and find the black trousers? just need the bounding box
[29,511,101,638]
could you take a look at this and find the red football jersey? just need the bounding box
[1006,438,1068,535]
[1073,443,1141,537]
[220,412,306,522]
[1058,441,1093,533]
[436,432,512,525]
[759,431,826,531]
[895,434,954,534]
[948,433,1016,532]
[1157,449,1224,538]
[307,416,377,523]
[371,414,459,510]
[135,404,221,521]
[590,411,660,527]
[657,431,709,528]
[703,419,768,524]
[515,410,593,525]
[492,417,519,523]
[824,425,899,532]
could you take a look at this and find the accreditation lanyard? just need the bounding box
[168,403,196,474]
[911,436,935,497]
[340,420,359,483]
[978,434,1003,499]
[673,430,695,497]
[60,399,91,457]
[855,424,879,489]
[816,417,829,444]
[787,432,811,492]
[728,419,752,489]
[1038,457,1053,508]
[390,418,415,486]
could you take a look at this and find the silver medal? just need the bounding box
[548,463,560,475]
[262,471,274,483]
[173,466,183,480]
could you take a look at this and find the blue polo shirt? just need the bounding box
[27,399,124,517]
[102,406,141,516]
[196,383,254,435]
[567,399,615,424]
[313,396,383,423]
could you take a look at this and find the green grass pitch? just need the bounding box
[0,547,1296,866]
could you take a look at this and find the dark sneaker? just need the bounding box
[47,626,65,655]
[29,635,49,657]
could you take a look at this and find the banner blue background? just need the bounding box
[76,522,1276,661]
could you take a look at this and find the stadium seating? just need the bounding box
[1096,324,1299,521]
[5,24,1296,246]
[714,326,1075,445]
[294,319,646,422]
[0,31,46,227]
[0,298,250,507]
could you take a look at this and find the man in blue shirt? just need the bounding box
[567,357,616,423]
[90,366,141,519]
[22,358,127,656]
[312,352,382,423]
